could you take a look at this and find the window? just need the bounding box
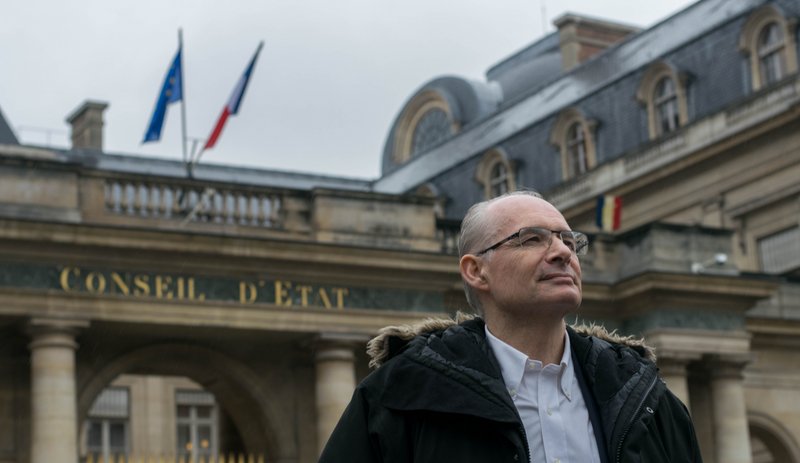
[739,6,799,91]
[758,226,800,274]
[84,387,129,462]
[391,90,457,164]
[654,77,680,135]
[411,108,451,156]
[566,122,588,177]
[489,162,510,197]
[176,390,218,463]
[637,62,689,140]
[758,22,786,86]
[550,108,597,180]
[475,149,515,199]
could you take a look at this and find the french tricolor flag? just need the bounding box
[596,195,622,232]
[204,42,264,151]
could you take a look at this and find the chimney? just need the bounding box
[66,100,108,151]
[553,13,640,72]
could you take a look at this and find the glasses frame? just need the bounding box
[474,226,588,256]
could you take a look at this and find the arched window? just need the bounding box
[391,91,458,165]
[475,149,515,199]
[758,22,787,86]
[654,77,680,136]
[411,108,451,156]
[637,62,689,140]
[739,6,798,91]
[550,108,597,180]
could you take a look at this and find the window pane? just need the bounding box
[411,109,451,156]
[86,421,103,449]
[197,425,213,452]
[177,424,192,454]
[566,122,587,177]
[109,422,126,450]
[89,387,129,418]
[654,77,679,135]
[758,22,786,85]
[196,405,213,419]
[177,405,191,418]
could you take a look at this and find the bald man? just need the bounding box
[319,190,701,463]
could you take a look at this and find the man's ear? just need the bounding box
[460,254,489,291]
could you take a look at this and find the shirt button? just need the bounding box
[547,407,552,416]
[554,459,561,463]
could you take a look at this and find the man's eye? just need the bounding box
[563,239,577,250]
[521,234,545,245]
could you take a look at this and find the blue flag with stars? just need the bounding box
[143,46,182,143]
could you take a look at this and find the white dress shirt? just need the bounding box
[486,326,601,463]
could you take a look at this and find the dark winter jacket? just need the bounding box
[318,315,702,463]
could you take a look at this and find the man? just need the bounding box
[319,190,702,462]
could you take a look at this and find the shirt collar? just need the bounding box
[485,325,575,400]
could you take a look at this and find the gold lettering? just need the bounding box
[332,287,349,309]
[176,277,185,299]
[275,280,292,306]
[85,272,106,294]
[59,267,80,292]
[239,281,258,304]
[316,287,332,309]
[296,285,313,307]
[133,274,150,296]
[155,275,173,299]
[110,272,130,296]
[187,278,205,301]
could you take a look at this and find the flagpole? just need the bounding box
[179,28,189,170]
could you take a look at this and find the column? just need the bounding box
[314,334,360,455]
[708,355,752,463]
[28,317,88,463]
[657,357,692,413]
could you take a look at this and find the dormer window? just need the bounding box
[637,62,689,140]
[411,108,451,156]
[391,91,458,165]
[550,108,597,180]
[476,149,516,199]
[739,6,798,91]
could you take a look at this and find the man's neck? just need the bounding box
[484,313,566,365]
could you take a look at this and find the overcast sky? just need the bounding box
[1,1,696,179]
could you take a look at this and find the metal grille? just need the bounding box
[759,226,800,274]
[88,387,129,418]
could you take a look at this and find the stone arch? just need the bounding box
[749,411,800,463]
[77,343,292,461]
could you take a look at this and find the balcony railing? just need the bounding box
[102,179,283,229]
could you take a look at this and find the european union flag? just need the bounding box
[143,47,182,143]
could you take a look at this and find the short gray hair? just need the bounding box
[458,190,543,313]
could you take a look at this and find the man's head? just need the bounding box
[458,191,585,320]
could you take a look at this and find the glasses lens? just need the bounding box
[518,228,550,248]
[562,231,588,255]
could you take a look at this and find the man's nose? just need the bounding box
[546,234,574,262]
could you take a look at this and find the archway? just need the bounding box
[78,343,294,462]
[749,411,800,463]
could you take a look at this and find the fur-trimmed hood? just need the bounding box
[366,313,656,369]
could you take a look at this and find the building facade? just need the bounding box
[1,0,800,462]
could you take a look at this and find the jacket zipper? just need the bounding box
[518,423,531,462]
[614,374,658,463]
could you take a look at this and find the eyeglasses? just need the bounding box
[475,227,589,256]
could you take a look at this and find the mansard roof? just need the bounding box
[373,0,768,195]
